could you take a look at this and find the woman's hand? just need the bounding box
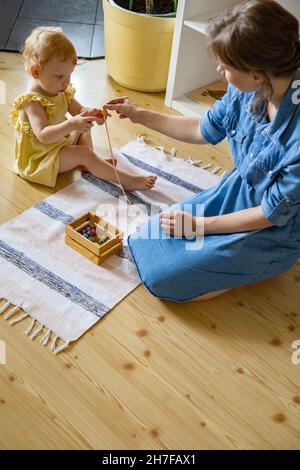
[70,112,98,132]
[160,207,275,238]
[104,96,139,122]
[160,211,204,239]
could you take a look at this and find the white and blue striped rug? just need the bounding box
[0,139,220,354]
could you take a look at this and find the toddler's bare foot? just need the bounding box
[122,175,157,191]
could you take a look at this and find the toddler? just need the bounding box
[10,26,157,190]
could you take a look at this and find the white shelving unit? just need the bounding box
[165,0,300,117]
[183,7,232,35]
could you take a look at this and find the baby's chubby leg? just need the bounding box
[58,144,157,191]
[74,131,116,168]
[77,129,93,150]
[72,131,94,172]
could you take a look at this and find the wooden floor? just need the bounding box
[0,52,300,450]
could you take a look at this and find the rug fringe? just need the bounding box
[30,323,44,341]
[0,300,10,314]
[202,163,213,170]
[135,134,149,144]
[135,135,227,176]
[23,317,35,337]
[10,312,29,325]
[49,335,58,352]
[53,340,70,355]
[3,305,20,320]
[0,298,29,325]
[46,334,70,354]
[211,166,222,175]
[0,298,69,355]
[40,329,51,346]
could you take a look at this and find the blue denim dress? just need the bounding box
[128,71,300,301]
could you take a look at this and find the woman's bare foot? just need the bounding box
[122,175,157,191]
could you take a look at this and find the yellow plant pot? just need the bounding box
[103,0,176,92]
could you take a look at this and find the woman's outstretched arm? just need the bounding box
[104,97,207,145]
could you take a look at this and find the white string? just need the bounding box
[103,112,132,206]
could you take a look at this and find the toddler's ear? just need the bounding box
[30,65,40,79]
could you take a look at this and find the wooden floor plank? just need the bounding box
[0,52,299,450]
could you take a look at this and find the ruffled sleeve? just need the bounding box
[10,93,56,128]
[64,83,76,104]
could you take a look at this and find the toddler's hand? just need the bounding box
[81,108,109,126]
[70,112,98,132]
[94,108,109,126]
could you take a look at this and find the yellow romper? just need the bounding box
[10,84,77,188]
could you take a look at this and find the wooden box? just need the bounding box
[65,212,123,265]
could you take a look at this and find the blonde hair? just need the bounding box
[207,0,300,112]
[22,26,77,73]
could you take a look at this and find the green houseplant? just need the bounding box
[103,0,178,91]
[127,0,177,15]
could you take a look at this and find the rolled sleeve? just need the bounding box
[200,87,231,145]
[261,156,300,226]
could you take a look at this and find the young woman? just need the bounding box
[105,0,300,302]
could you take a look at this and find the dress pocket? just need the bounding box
[223,115,248,166]
[239,141,281,188]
